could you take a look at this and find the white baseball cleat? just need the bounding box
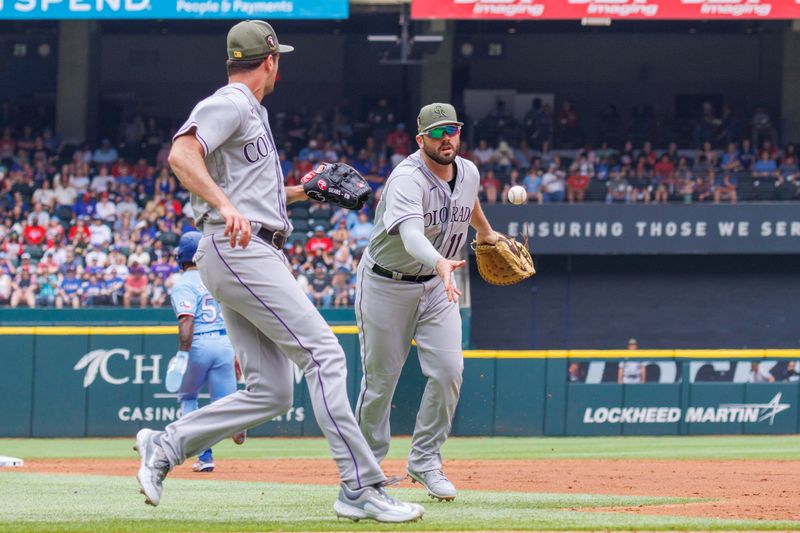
[408,468,457,501]
[192,460,215,472]
[133,429,170,507]
[333,482,425,523]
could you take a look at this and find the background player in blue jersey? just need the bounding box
[168,231,244,472]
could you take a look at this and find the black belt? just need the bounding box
[372,263,436,283]
[257,227,287,250]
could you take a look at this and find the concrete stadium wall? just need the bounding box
[2,325,797,438]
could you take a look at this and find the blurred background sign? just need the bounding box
[411,0,800,21]
[0,0,349,20]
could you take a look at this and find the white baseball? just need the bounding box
[507,185,526,205]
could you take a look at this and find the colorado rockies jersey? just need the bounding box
[174,82,291,234]
[170,270,226,335]
[366,150,479,276]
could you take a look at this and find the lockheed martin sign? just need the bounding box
[480,203,800,255]
[583,393,791,425]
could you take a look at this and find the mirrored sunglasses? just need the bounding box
[426,125,461,139]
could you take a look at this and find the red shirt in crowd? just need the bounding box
[654,160,674,182]
[125,273,148,293]
[305,236,333,255]
[68,224,91,242]
[386,130,410,157]
[567,174,590,191]
[481,175,500,192]
[24,225,46,245]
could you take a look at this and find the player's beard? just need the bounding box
[423,137,459,166]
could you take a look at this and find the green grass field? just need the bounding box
[1,435,798,532]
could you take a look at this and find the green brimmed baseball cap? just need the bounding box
[227,20,294,61]
[417,103,463,133]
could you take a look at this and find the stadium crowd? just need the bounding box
[0,98,797,308]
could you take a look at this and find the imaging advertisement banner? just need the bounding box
[480,204,800,255]
[411,0,800,20]
[0,0,348,19]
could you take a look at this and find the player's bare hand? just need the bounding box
[220,204,251,248]
[436,258,465,303]
[476,229,498,245]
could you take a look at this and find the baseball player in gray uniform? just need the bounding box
[355,103,498,501]
[134,20,423,523]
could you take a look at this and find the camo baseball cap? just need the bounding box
[227,20,294,61]
[417,103,463,134]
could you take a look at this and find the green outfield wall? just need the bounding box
[1,324,798,437]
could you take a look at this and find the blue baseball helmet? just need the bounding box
[176,231,202,266]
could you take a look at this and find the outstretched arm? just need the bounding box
[398,218,464,303]
[285,185,309,205]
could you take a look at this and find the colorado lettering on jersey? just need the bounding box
[423,205,472,227]
[243,133,271,163]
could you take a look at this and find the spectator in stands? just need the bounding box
[92,139,119,165]
[123,263,148,308]
[494,139,515,178]
[749,361,775,383]
[386,123,410,158]
[53,171,77,214]
[606,169,630,203]
[305,225,334,255]
[27,201,49,228]
[95,192,117,222]
[738,138,755,170]
[618,338,646,384]
[127,243,150,267]
[720,143,741,173]
[473,139,495,172]
[350,212,373,251]
[751,106,778,148]
[23,218,46,246]
[541,162,566,203]
[90,165,115,194]
[566,170,589,204]
[567,362,586,383]
[333,241,353,272]
[331,267,351,308]
[308,265,333,308]
[693,176,713,202]
[81,272,106,306]
[480,169,501,204]
[73,191,96,219]
[56,267,81,308]
[105,268,125,305]
[10,268,36,308]
[0,256,12,305]
[752,149,779,200]
[778,360,799,382]
[524,97,552,146]
[522,169,543,204]
[35,265,58,307]
[32,179,55,210]
[149,275,168,307]
[69,163,91,193]
[89,216,112,247]
[713,172,738,204]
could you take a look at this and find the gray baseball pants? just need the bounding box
[159,229,386,489]
[354,260,463,473]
